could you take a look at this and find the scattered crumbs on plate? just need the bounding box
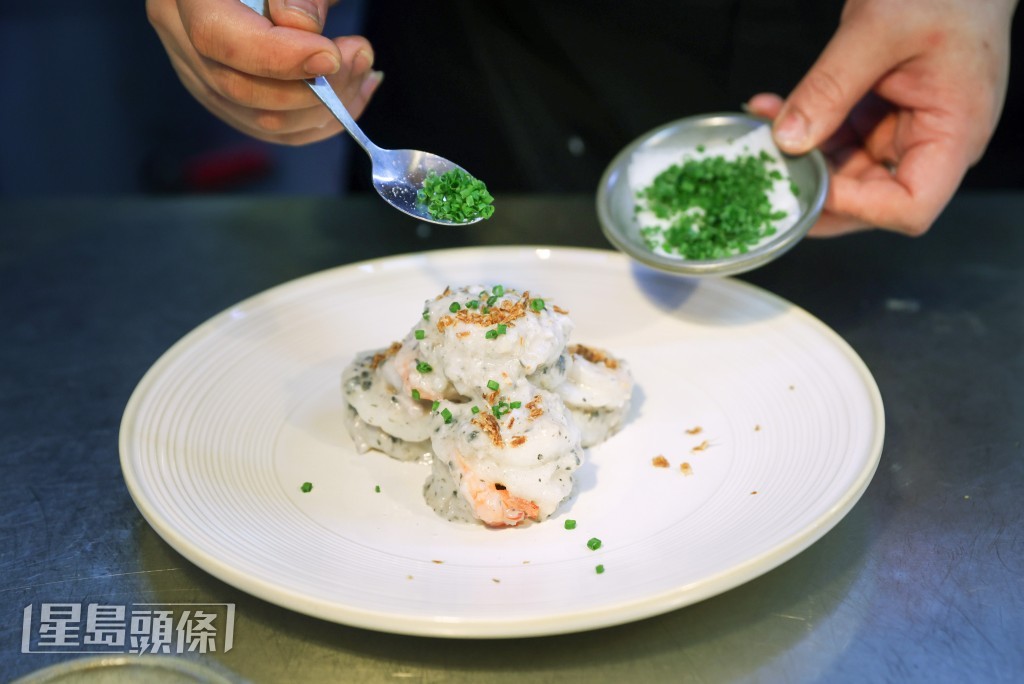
[595,564,605,575]
[652,455,670,468]
[751,490,759,495]
[522,560,531,564]
[406,575,414,580]
[680,462,693,476]
[492,578,501,584]
[300,482,313,493]
[685,426,703,435]
[691,440,710,453]
[754,424,762,432]
[789,385,796,391]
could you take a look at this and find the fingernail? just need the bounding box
[304,51,340,76]
[286,0,322,26]
[353,49,375,77]
[360,70,384,99]
[774,110,808,152]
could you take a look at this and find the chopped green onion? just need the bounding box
[486,380,500,391]
[416,361,433,373]
[491,401,512,418]
[493,285,505,296]
[510,400,522,409]
[414,329,425,340]
[486,295,498,307]
[587,537,602,551]
[431,400,440,411]
[531,298,545,312]
[466,300,479,309]
[471,406,480,414]
[422,310,430,321]
[449,301,461,313]
[374,485,381,493]
[564,519,577,530]
[440,408,453,424]
[300,482,313,493]
[411,389,421,401]
[595,564,605,574]
[416,169,495,223]
[496,323,507,335]
[635,151,792,259]
[485,329,498,340]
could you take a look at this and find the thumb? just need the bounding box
[267,0,331,33]
[773,17,898,155]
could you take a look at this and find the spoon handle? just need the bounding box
[238,0,380,155]
[304,76,381,156]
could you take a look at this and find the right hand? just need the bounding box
[147,0,382,145]
[746,0,1015,237]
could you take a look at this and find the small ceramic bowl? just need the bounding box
[597,112,828,277]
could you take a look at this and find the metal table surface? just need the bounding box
[1,193,1021,683]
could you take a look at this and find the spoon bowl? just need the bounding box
[367,148,474,224]
[303,77,484,226]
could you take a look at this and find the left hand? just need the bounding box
[747,0,1016,237]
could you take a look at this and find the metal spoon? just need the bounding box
[240,0,483,225]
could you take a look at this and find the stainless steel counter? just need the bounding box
[1,193,1021,682]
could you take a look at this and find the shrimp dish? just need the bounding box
[340,285,633,527]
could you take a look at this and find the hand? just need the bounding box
[147,0,382,145]
[747,0,1017,237]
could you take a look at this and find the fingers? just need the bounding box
[807,213,869,238]
[149,0,381,145]
[170,43,381,145]
[805,154,964,238]
[169,49,344,144]
[749,88,951,237]
[178,0,342,79]
[267,0,330,32]
[807,136,966,237]
[855,143,966,235]
[771,13,906,156]
[196,32,375,111]
[316,35,382,125]
[745,93,783,119]
[325,35,383,119]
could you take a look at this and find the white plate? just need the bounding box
[120,246,884,638]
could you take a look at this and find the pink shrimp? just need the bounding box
[380,341,453,402]
[451,450,539,527]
